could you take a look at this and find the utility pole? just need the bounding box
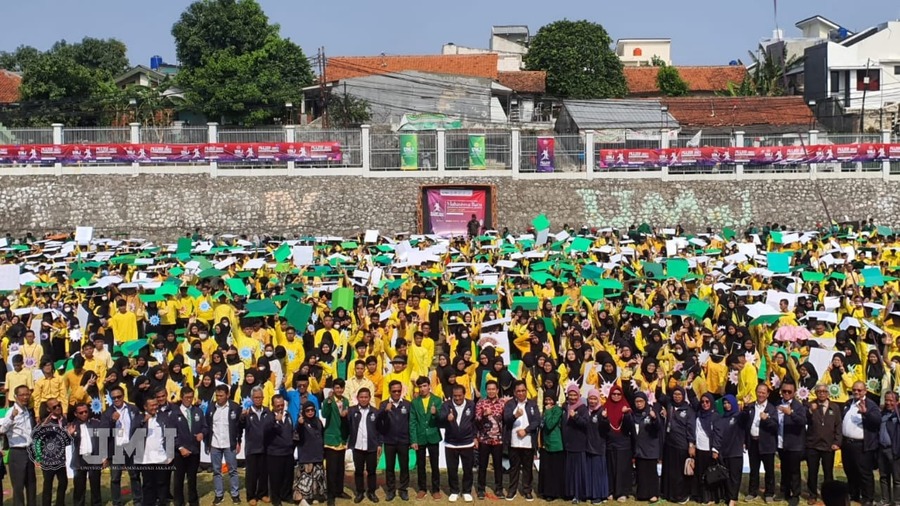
[859,58,871,135]
[318,46,329,129]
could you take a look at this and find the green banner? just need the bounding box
[468,134,486,169]
[400,133,418,170]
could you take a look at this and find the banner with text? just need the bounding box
[425,187,487,236]
[0,142,342,165]
[537,137,555,172]
[400,134,418,170]
[469,134,486,170]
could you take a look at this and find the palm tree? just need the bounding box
[721,44,802,97]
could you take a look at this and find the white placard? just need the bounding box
[0,264,20,291]
[364,230,379,243]
[665,240,678,257]
[292,246,314,267]
[75,226,93,246]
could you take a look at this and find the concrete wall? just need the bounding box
[3,174,899,241]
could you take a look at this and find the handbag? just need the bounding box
[703,462,729,486]
[683,457,695,476]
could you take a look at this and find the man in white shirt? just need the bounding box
[502,380,541,502]
[0,385,37,506]
[203,384,242,504]
[348,388,381,503]
[102,385,143,506]
[842,381,881,506]
[69,402,103,506]
[742,383,778,501]
[139,397,173,506]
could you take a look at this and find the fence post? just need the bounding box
[735,131,745,178]
[207,122,218,144]
[585,130,595,178]
[284,125,297,173]
[129,123,141,145]
[360,125,371,176]
[884,129,893,180]
[52,124,63,145]
[209,160,218,179]
[660,129,670,178]
[808,130,819,179]
[436,128,446,176]
[511,128,520,177]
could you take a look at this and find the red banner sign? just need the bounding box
[0,142,343,165]
[598,143,900,168]
[425,187,487,236]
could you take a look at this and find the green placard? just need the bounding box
[767,252,791,274]
[468,134,486,169]
[177,237,193,255]
[331,287,354,311]
[400,133,418,170]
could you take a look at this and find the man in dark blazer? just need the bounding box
[775,382,807,506]
[806,384,842,504]
[240,385,272,505]
[376,380,412,501]
[879,391,900,506]
[439,383,478,503]
[152,387,176,506]
[172,387,206,506]
[203,384,243,504]
[347,387,381,503]
[502,380,541,501]
[263,394,296,506]
[101,385,143,506]
[842,381,882,506]
[741,383,780,501]
[69,402,103,506]
[135,396,176,506]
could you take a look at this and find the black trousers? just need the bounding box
[110,456,142,506]
[446,446,475,495]
[73,468,102,506]
[173,452,200,506]
[267,455,295,505]
[508,447,535,495]
[245,453,268,501]
[880,449,900,505]
[476,443,503,494]
[352,450,378,495]
[324,448,346,499]
[778,449,803,501]
[747,439,775,497]
[41,467,67,506]
[842,440,876,503]
[806,448,835,500]
[722,456,744,502]
[141,468,169,506]
[383,444,410,493]
[416,443,441,493]
[9,448,36,506]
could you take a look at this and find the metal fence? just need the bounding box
[674,133,737,148]
[818,133,884,172]
[217,129,285,143]
[445,130,511,171]
[140,126,208,144]
[521,135,584,173]
[295,129,363,168]
[370,132,437,171]
[0,128,54,145]
[62,127,130,144]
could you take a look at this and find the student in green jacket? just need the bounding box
[538,393,566,501]
[410,376,443,500]
[322,378,350,506]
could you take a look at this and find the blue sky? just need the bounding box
[2,0,898,67]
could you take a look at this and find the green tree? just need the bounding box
[524,19,627,99]
[327,93,371,128]
[50,38,130,78]
[656,64,689,96]
[0,45,41,72]
[740,45,802,96]
[173,0,314,126]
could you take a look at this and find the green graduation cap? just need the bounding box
[550,295,570,307]
[530,261,555,272]
[624,305,654,317]
[156,284,179,297]
[666,258,690,280]
[568,237,592,253]
[686,298,710,320]
[511,296,540,311]
[642,262,665,279]
[723,228,737,240]
[530,271,557,285]
[581,265,604,280]
[801,271,825,282]
[187,286,202,298]
[597,279,624,290]
[226,278,250,297]
[749,314,783,326]
[169,266,185,277]
[139,293,166,303]
[341,241,359,250]
[199,268,226,279]
[245,299,280,316]
[116,339,149,358]
[273,243,292,263]
[441,302,470,313]
[70,270,94,282]
[581,285,604,302]
[281,301,313,330]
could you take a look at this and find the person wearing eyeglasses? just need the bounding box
[741,383,778,502]
[38,399,69,506]
[376,380,412,501]
[295,401,327,506]
[347,387,381,504]
[68,401,104,506]
[776,382,807,506]
[172,386,206,506]
[841,381,881,506]
[101,384,143,506]
[878,391,900,506]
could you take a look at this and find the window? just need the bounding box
[895,65,900,75]
[856,69,880,91]
[632,48,643,56]
[830,71,840,92]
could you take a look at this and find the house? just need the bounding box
[615,39,672,67]
[441,25,530,72]
[623,66,748,97]
[555,99,679,147]
[0,69,22,104]
[327,54,499,82]
[114,65,168,89]
[804,20,900,115]
[661,96,818,145]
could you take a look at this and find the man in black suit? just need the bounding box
[806,384,842,504]
[101,385,143,506]
[502,380,541,501]
[263,394,296,506]
[69,402,104,506]
[348,388,381,504]
[136,396,175,506]
[172,387,206,506]
[879,391,900,506]
[439,383,478,503]
[842,381,881,506]
[742,383,779,501]
[241,385,272,505]
[376,380,411,501]
[152,387,175,506]
[776,382,807,506]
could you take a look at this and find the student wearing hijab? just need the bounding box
[692,392,721,504]
[660,386,695,504]
[603,385,633,501]
[295,401,327,505]
[585,388,611,504]
[431,354,453,400]
[562,383,590,503]
[716,395,745,506]
[538,393,566,501]
[631,392,662,502]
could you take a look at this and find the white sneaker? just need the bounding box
[449,493,459,502]
[463,494,474,502]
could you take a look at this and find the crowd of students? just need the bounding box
[1,221,900,506]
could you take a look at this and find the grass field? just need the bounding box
[19,464,854,505]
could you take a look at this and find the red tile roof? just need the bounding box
[624,66,748,95]
[497,71,546,93]
[0,70,22,104]
[326,54,499,82]
[661,96,814,128]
